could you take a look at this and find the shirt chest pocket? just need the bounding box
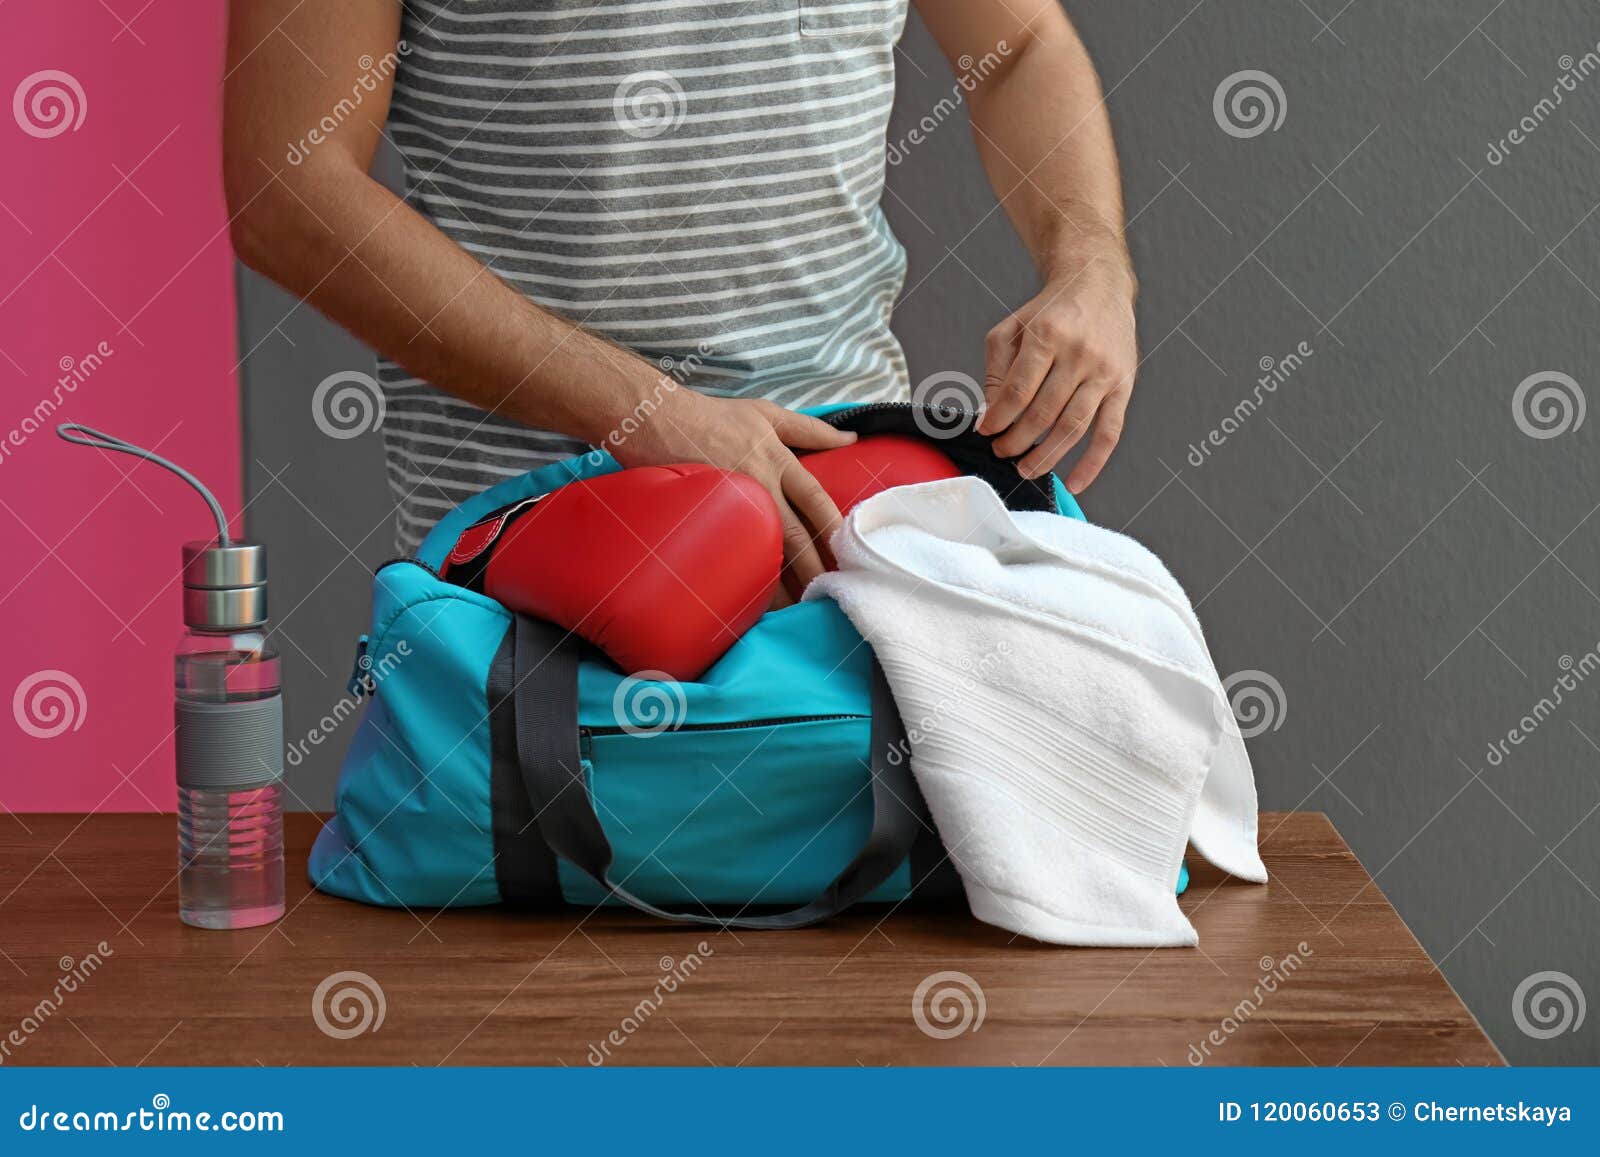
[798,0,904,45]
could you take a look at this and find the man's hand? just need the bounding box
[977,256,1137,492]
[609,391,856,600]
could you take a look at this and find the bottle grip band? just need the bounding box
[175,696,284,790]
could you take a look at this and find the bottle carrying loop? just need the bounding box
[57,423,232,546]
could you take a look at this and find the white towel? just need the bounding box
[806,477,1268,946]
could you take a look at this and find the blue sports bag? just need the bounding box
[308,402,1187,925]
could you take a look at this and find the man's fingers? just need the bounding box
[991,365,1077,459]
[763,457,840,598]
[766,403,857,452]
[981,313,1023,411]
[1064,389,1129,494]
[777,506,828,600]
[781,458,844,563]
[1017,382,1110,479]
[977,325,1052,436]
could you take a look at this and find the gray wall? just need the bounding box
[237,2,1600,1063]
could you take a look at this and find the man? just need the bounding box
[225,1,1137,592]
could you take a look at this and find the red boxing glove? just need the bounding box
[466,465,782,682]
[800,433,963,519]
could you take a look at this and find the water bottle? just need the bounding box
[174,541,285,929]
[57,423,285,930]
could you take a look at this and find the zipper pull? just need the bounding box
[346,635,371,699]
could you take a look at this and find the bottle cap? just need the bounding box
[182,540,267,629]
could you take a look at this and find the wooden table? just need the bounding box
[0,812,1499,1066]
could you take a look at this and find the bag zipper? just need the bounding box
[376,555,441,579]
[581,712,864,739]
[819,400,975,429]
[361,562,869,728]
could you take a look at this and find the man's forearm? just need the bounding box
[229,158,664,448]
[967,19,1134,293]
[913,0,1138,488]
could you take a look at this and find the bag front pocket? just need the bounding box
[798,0,900,44]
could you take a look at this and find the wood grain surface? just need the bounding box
[0,811,1500,1066]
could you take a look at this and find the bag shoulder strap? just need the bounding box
[510,614,922,929]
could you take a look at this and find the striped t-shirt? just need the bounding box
[379,0,913,553]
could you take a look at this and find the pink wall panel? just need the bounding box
[0,2,242,812]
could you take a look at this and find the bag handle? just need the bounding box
[510,614,923,929]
